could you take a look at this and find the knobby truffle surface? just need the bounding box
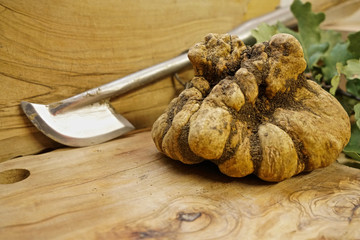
[151,33,351,182]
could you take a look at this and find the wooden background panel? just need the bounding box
[0,0,280,162]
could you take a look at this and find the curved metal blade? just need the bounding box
[21,101,135,147]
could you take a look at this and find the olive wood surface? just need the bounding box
[0,130,359,239]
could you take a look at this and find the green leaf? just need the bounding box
[314,73,323,83]
[341,59,360,80]
[321,42,353,81]
[290,0,325,64]
[251,23,278,43]
[336,94,360,115]
[346,79,360,98]
[343,124,360,161]
[308,42,328,68]
[355,103,360,129]
[344,151,360,161]
[330,62,343,95]
[348,31,360,58]
[276,22,300,39]
[320,30,343,51]
[330,75,340,95]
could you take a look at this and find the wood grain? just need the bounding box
[0,130,359,239]
[0,0,280,162]
[1,0,358,162]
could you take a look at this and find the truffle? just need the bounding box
[152,33,351,182]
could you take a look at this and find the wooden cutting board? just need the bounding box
[0,130,359,239]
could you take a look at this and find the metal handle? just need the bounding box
[50,6,294,115]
